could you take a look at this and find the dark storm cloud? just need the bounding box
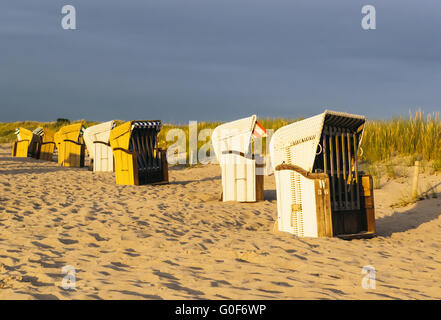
[0,0,440,122]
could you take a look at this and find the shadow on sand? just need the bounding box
[375,191,441,237]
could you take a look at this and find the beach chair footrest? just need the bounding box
[336,231,376,240]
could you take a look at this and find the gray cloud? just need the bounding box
[0,0,440,123]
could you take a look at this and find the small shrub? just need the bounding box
[386,164,396,179]
[56,118,70,126]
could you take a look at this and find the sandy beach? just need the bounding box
[1,143,441,300]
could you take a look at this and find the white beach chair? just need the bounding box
[84,121,116,172]
[270,110,376,239]
[212,115,266,202]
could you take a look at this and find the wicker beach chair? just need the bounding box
[33,127,56,161]
[211,115,266,202]
[55,123,86,167]
[84,121,116,172]
[11,127,39,158]
[109,120,168,185]
[270,110,376,239]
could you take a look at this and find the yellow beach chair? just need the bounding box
[109,120,168,185]
[11,127,39,158]
[55,123,86,167]
[33,128,56,161]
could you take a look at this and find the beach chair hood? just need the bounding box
[84,121,115,158]
[15,127,34,142]
[56,123,85,143]
[270,110,365,173]
[109,121,132,150]
[211,115,258,161]
[109,121,162,149]
[33,127,55,143]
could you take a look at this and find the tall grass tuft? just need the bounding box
[361,110,441,165]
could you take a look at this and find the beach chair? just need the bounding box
[212,115,267,202]
[33,128,56,161]
[54,123,86,167]
[11,127,39,158]
[109,120,168,185]
[270,110,376,239]
[84,121,116,172]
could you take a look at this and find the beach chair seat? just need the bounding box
[11,127,39,158]
[109,120,168,185]
[55,123,86,167]
[270,110,376,239]
[211,115,266,202]
[84,121,115,172]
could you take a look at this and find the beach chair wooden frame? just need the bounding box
[84,121,115,172]
[55,123,86,167]
[270,110,376,239]
[212,115,265,202]
[109,120,168,185]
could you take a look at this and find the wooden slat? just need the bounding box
[353,132,360,210]
[335,128,343,209]
[340,128,348,209]
[323,178,333,236]
[160,149,169,183]
[362,175,376,234]
[255,169,264,201]
[328,127,337,210]
[315,177,334,237]
[323,129,328,174]
[346,130,354,209]
[315,179,325,237]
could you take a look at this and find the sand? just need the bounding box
[1,143,441,300]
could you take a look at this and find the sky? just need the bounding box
[0,0,440,123]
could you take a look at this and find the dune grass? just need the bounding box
[0,119,99,143]
[1,111,440,171]
[361,110,441,163]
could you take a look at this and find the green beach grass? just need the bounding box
[2,111,440,171]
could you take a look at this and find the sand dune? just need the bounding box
[1,144,441,299]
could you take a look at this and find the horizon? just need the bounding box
[1,108,439,126]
